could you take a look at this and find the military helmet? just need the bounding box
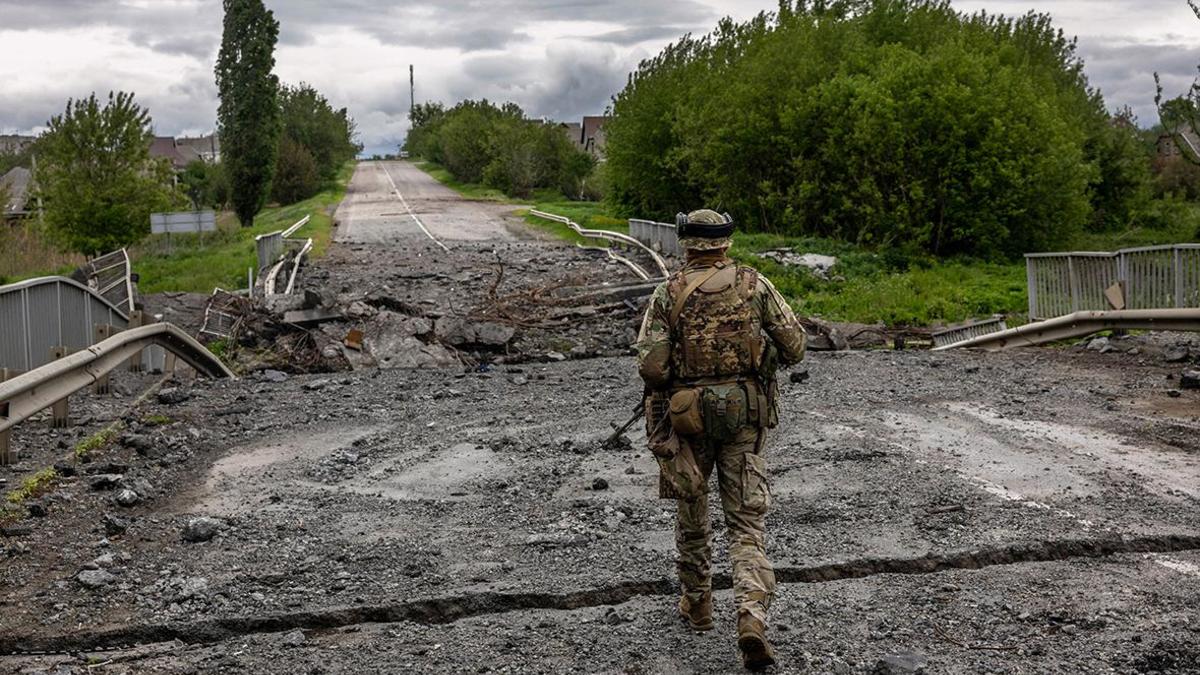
[677,209,734,251]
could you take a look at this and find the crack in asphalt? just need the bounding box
[4,532,1199,656]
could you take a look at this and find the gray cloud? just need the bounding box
[5,1,1200,156]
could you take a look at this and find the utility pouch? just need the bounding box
[668,389,705,436]
[648,415,707,500]
[702,383,748,443]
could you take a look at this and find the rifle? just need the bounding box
[605,400,645,448]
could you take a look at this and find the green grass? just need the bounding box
[132,163,354,293]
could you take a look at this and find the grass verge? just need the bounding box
[132,163,354,294]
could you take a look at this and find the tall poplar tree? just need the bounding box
[215,0,280,227]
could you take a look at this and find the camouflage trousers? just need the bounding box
[676,425,775,623]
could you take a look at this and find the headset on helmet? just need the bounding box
[675,210,734,239]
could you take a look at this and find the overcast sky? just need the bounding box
[2,1,1200,156]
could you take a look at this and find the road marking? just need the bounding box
[1150,555,1200,577]
[378,163,450,253]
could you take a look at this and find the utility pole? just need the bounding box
[409,65,415,120]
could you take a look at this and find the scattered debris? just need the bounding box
[1181,370,1200,390]
[182,516,223,543]
[756,249,839,279]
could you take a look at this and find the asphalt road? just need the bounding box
[2,164,1199,673]
[333,160,519,245]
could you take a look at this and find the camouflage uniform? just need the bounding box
[635,233,806,627]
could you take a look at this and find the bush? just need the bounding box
[408,99,596,200]
[605,0,1152,258]
[272,137,320,205]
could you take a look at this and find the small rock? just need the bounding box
[156,388,191,405]
[89,474,125,491]
[1165,347,1191,363]
[52,462,77,477]
[77,569,117,589]
[1168,390,1182,399]
[92,553,116,568]
[182,516,223,543]
[789,369,810,384]
[282,629,306,646]
[545,351,567,362]
[261,369,289,383]
[27,502,48,518]
[874,651,928,674]
[511,376,529,386]
[603,607,631,625]
[176,576,209,600]
[303,378,331,391]
[1182,370,1200,390]
[1061,624,1079,635]
[103,514,130,536]
[591,478,609,491]
[114,489,140,507]
[1086,337,1109,352]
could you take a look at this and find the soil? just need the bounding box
[2,162,1199,674]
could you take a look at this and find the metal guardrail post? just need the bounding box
[127,310,144,372]
[1175,247,1185,308]
[0,401,10,466]
[93,325,114,394]
[49,346,69,428]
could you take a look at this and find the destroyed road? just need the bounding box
[2,162,1199,674]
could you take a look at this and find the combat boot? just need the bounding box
[678,592,714,632]
[737,613,776,671]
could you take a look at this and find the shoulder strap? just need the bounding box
[670,264,725,328]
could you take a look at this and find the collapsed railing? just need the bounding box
[1026,244,1200,320]
[0,323,235,464]
[256,215,314,297]
[529,210,669,279]
[931,308,1200,352]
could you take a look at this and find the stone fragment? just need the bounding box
[261,369,289,383]
[89,474,124,491]
[1165,347,1191,363]
[182,516,224,543]
[77,569,117,589]
[114,489,141,507]
[103,514,130,536]
[156,387,191,405]
[303,378,331,391]
[591,478,609,491]
[282,629,307,646]
[1182,370,1200,390]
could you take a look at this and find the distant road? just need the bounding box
[333,161,517,246]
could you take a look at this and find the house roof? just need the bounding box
[1,166,32,214]
[149,136,202,170]
[176,134,220,155]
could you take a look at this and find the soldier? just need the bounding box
[635,209,806,670]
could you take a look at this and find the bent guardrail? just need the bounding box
[529,210,669,279]
[931,308,1200,352]
[0,323,234,464]
[629,218,681,258]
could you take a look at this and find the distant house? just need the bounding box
[1,166,33,221]
[149,136,204,171]
[175,134,221,163]
[560,116,611,159]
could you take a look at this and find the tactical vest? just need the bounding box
[667,261,763,381]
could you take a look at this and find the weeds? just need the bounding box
[141,414,173,427]
[0,222,83,284]
[5,468,59,504]
[73,425,121,460]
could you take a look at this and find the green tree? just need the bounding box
[37,92,179,254]
[271,136,320,204]
[180,159,231,210]
[215,0,280,226]
[278,82,360,185]
[605,0,1153,257]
